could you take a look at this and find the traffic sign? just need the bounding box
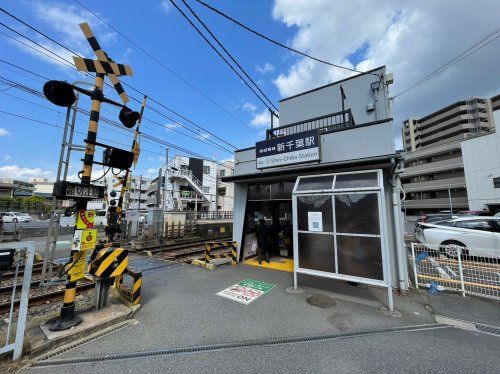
[76,210,95,229]
[53,181,105,200]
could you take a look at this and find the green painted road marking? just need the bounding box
[238,279,275,293]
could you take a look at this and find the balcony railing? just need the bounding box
[266,109,355,139]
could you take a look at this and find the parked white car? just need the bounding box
[415,217,500,259]
[0,212,33,223]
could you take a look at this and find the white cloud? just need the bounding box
[250,109,277,128]
[242,102,257,112]
[197,132,211,140]
[271,0,500,146]
[160,0,171,14]
[256,62,276,74]
[11,2,117,70]
[0,128,9,136]
[164,123,181,131]
[0,165,55,181]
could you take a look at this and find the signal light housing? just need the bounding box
[119,107,141,128]
[43,80,76,107]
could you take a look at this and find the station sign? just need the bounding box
[256,129,320,169]
[53,181,105,200]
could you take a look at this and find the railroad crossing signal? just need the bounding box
[45,21,141,332]
[76,22,131,104]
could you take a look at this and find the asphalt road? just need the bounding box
[24,326,499,373]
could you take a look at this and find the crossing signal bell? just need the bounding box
[119,107,141,128]
[43,80,76,107]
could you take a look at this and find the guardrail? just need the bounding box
[410,243,499,301]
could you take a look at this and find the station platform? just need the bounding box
[244,256,294,273]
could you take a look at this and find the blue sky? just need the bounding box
[0,0,306,180]
[1,1,499,181]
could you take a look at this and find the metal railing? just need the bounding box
[196,211,233,220]
[0,241,35,361]
[266,109,355,139]
[410,243,499,301]
[0,201,47,213]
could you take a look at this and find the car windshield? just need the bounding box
[13,212,24,216]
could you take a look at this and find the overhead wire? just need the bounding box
[193,0,376,78]
[0,7,242,149]
[175,0,279,114]
[70,1,259,135]
[393,27,500,98]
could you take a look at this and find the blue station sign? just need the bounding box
[256,129,321,169]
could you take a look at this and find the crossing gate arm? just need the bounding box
[205,241,238,266]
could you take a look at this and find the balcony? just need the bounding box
[266,109,354,139]
[402,176,466,193]
[402,157,463,178]
[403,196,469,210]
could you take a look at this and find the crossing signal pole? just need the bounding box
[43,22,141,331]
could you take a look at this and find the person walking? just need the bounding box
[255,219,270,264]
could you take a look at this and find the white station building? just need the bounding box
[223,67,407,310]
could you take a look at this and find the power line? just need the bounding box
[0,59,234,154]
[193,0,375,78]
[70,1,258,135]
[393,27,500,99]
[175,0,279,114]
[0,109,163,157]
[0,75,213,159]
[0,7,242,149]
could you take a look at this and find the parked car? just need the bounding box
[416,213,466,224]
[415,217,500,259]
[0,212,33,223]
[494,212,500,218]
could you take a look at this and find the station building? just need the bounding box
[223,67,408,306]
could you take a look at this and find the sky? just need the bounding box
[0,0,499,182]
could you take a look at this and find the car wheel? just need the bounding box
[12,218,18,223]
[440,240,467,259]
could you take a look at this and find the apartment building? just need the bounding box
[0,179,34,198]
[401,95,497,214]
[146,156,234,212]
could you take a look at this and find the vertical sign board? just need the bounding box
[256,129,320,169]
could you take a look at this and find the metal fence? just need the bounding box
[0,241,35,361]
[0,200,47,213]
[410,242,500,301]
[266,109,355,139]
[195,211,233,220]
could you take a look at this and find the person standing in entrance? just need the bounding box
[255,219,270,264]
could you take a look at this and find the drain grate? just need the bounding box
[30,323,449,367]
[474,323,500,336]
[435,315,500,337]
[35,319,138,362]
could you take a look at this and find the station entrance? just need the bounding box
[241,181,295,272]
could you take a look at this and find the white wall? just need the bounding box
[279,67,389,126]
[461,110,500,210]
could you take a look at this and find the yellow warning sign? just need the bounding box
[76,210,95,229]
[81,229,97,251]
[69,249,87,282]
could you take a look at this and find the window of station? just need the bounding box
[293,170,387,285]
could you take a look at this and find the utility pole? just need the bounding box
[163,147,169,213]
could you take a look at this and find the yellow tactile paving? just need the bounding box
[244,257,294,273]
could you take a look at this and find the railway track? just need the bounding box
[0,282,94,314]
[146,237,233,263]
[136,236,232,254]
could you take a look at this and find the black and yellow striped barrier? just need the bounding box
[88,246,128,278]
[115,268,142,305]
[205,241,238,266]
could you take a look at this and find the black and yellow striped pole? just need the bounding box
[49,73,105,331]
